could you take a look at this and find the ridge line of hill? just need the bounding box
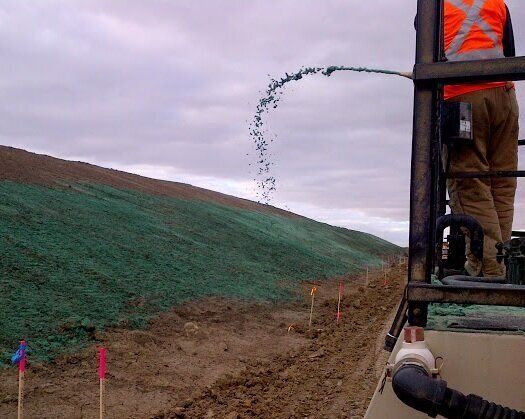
[0,145,298,219]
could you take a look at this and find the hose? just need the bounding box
[384,294,408,352]
[441,275,508,288]
[441,275,507,284]
[436,214,484,262]
[392,364,525,418]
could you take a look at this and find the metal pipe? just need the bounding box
[408,0,442,327]
[415,56,525,83]
[408,283,525,307]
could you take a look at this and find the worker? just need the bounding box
[444,0,519,277]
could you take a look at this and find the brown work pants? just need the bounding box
[446,86,519,277]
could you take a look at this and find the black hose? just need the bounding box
[441,275,509,288]
[384,294,408,352]
[441,275,507,284]
[392,364,525,418]
[436,214,484,261]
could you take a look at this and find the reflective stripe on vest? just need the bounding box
[445,0,504,61]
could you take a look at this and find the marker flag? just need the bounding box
[309,286,317,327]
[11,341,27,372]
[98,348,106,380]
[336,282,344,322]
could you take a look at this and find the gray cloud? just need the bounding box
[1,0,524,245]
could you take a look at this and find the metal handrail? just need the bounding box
[408,283,525,307]
[414,56,525,83]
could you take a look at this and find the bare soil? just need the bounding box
[0,146,297,218]
[0,265,405,419]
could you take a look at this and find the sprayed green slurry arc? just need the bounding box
[250,65,412,202]
[0,181,399,364]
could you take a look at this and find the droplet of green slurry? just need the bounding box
[249,65,412,204]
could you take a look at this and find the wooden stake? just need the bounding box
[336,282,343,323]
[16,341,27,419]
[365,266,369,287]
[309,287,317,327]
[17,369,24,419]
[99,379,104,419]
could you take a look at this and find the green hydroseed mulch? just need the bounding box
[427,276,525,333]
[0,181,399,365]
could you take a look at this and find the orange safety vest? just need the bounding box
[444,0,508,100]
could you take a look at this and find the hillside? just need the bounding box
[0,146,400,364]
[0,146,294,217]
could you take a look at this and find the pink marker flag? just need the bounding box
[98,348,106,380]
[99,348,107,419]
[19,355,26,373]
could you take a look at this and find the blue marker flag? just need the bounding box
[11,341,27,365]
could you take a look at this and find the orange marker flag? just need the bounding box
[309,286,317,327]
[336,282,344,323]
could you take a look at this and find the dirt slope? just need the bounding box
[160,266,405,419]
[0,145,400,367]
[0,145,295,217]
[0,265,405,419]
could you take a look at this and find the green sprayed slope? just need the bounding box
[0,181,399,363]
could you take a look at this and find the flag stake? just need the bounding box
[309,286,317,327]
[11,340,27,419]
[18,363,25,419]
[336,282,344,323]
[100,379,104,419]
[99,348,106,419]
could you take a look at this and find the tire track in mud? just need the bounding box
[156,265,405,419]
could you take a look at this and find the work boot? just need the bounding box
[481,236,505,277]
[464,257,482,277]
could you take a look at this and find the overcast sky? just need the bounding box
[1,1,525,245]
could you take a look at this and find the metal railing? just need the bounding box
[386,0,525,349]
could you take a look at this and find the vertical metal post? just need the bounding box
[408,0,441,326]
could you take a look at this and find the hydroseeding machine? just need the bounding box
[364,1,525,418]
[252,2,525,416]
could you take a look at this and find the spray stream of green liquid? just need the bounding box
[249,66,412,203]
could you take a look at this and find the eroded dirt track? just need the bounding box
[156,266,405,419]
[0,265,404,419]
